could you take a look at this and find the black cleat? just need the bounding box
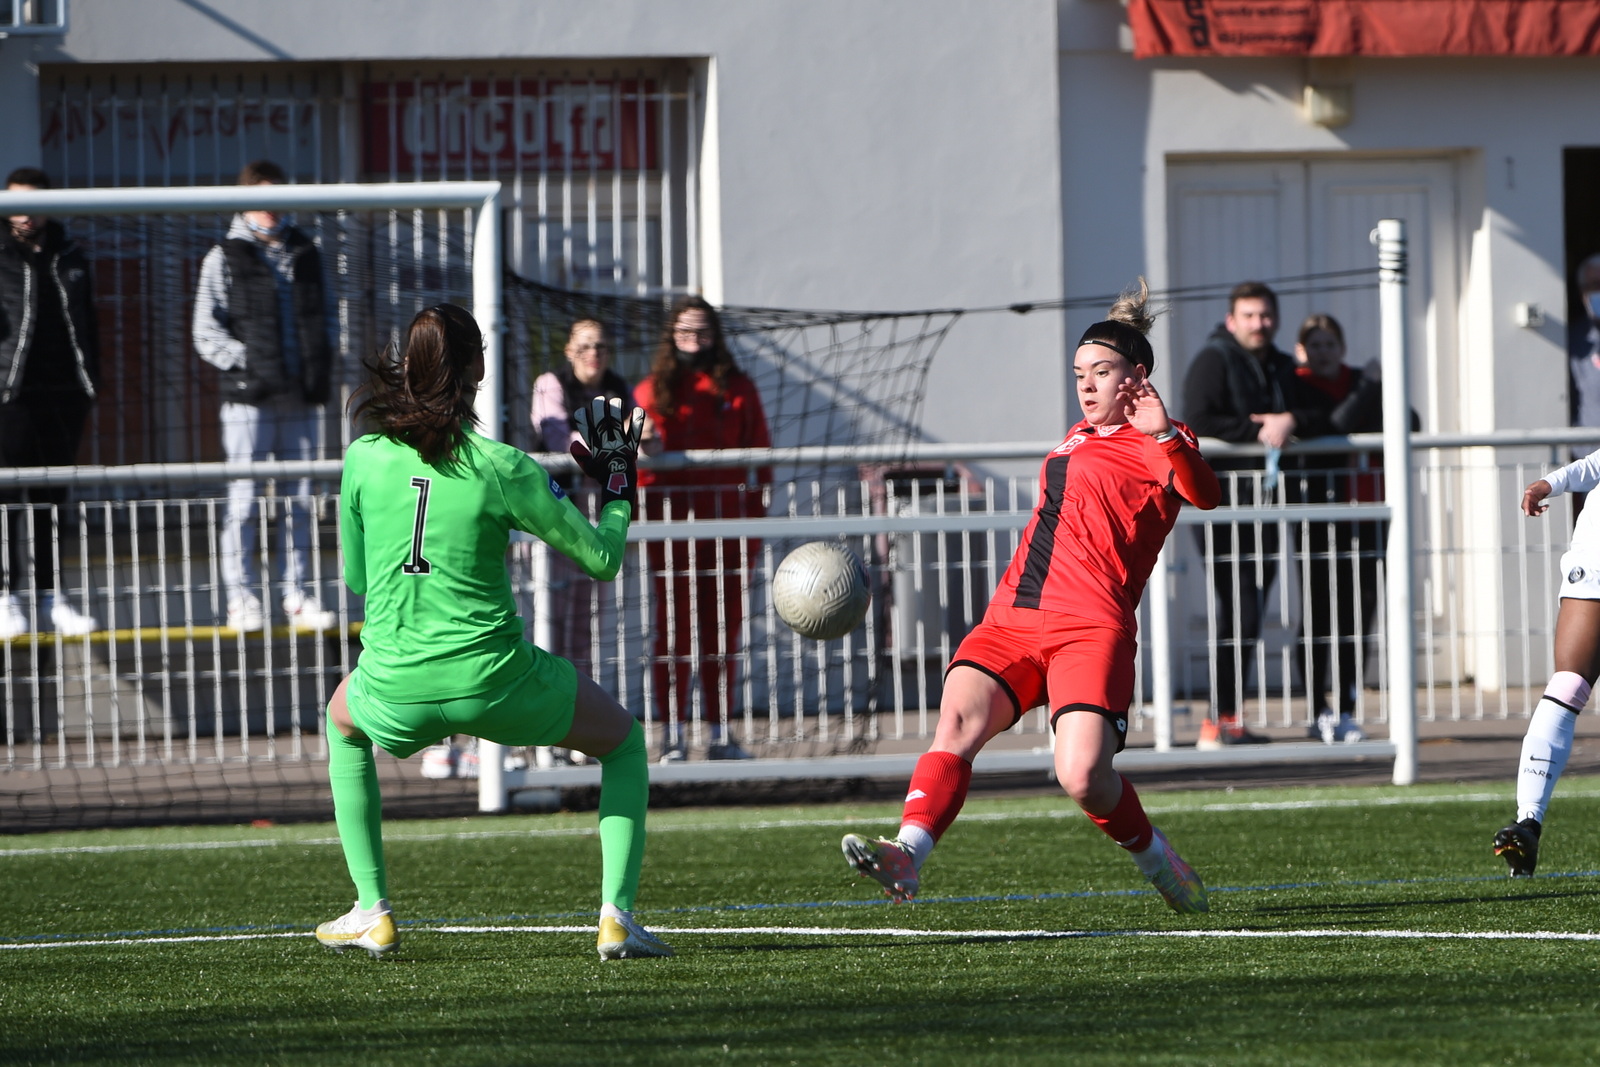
[1492,818,1542,877]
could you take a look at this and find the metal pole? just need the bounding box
[1373,218,1417,785]
[474,188,509,813]
[1149,543,1174,751]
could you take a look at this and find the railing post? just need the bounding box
[1149,542,1174,751]
[475,187,509,813]
[1373,218,1417,785]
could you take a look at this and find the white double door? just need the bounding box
[1166,156,1458,433]
[1160,156,1460,707]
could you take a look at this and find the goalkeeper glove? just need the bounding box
[570,396,645,518]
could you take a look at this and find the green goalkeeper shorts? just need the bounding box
[344,642,579,759]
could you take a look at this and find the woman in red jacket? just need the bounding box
[840,281,1221,913]
[633,296,772,761]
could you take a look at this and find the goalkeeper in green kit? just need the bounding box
[315,303,670,961]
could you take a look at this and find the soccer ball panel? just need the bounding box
[771,541,871,641]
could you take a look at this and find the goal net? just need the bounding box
[0,183,960,830]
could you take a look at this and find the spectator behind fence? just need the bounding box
[0,166,101,638]
[1291,312,1396,744]
[633,296,771,762]
[1181,281,1331,748]
[192,159,336,632]
[530,319,632,677]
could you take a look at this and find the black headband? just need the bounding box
[1080,337,1131,359]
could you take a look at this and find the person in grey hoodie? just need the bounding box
[0,166,100,638]
[192,159,336,632]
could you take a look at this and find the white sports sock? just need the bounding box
[896,824,936,870]
[1516,700,1578,824]
[1130,832,1169,877]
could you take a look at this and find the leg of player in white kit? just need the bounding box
[1495,598,1600,876]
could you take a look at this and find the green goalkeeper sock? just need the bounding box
[596,719,648,912]
[327,727,387,909]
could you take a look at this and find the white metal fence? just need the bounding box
[1,431,1595,816]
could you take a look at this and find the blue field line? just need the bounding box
[5,866,1599,947]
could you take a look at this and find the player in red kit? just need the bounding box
[840,280,1221,913]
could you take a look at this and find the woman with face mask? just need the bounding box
[1292,313,1422,744]
[631,296,772,762]
[838,280,1221,915]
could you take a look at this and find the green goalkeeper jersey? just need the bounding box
[340,428,630,701]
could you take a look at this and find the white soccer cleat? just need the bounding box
[226,593,267,632]
[596,906,674,960]
[283,590,337,631]
[315,899,398,959]
[46,593,98,636]
[0,594,29,639]
[841,833,919,903]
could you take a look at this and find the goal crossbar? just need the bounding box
[0,181,506,438]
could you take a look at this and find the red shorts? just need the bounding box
[948,604,1135,750]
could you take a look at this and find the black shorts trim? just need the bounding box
[947,658,1024,728]
[1050,702,1129,753]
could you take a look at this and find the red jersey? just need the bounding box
[634,368,772,490]
[990,419,1200,630]
[1294,363,1385,503]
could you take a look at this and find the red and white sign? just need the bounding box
[363,79,659,175]
[1129,0,1600,58]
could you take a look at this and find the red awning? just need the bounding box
[1129,0,1600,58]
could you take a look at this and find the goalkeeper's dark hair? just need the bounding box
[1077,276,1161,374]
[352,303,482,467]
[647,295,746,411]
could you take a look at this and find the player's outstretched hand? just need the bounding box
[1118,377,1172,439]
[570,397,645,518]
[1522,479,1553,517]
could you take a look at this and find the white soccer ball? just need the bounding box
[771,541,871,641]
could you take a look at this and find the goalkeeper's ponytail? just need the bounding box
[1078,276,1162,374]
[352,303,482,467]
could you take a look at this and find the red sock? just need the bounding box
[1084,775,1154,852]
[901,751,973,841]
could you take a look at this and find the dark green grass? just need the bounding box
[5,781,1600,1065]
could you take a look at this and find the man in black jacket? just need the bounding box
[1181,281,1330,746]
[193,160,336,632]
[0,167,101,638]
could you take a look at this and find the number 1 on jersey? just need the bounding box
[403,476,432,575]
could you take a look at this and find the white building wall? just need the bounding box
[1059,0,1600,690]
[0,0,1069,447]
[1061,3,1600,432]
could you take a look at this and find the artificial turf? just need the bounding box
[4,781,1600,1065]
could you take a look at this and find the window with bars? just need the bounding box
[34,60,703,465]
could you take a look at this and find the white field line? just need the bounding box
[4,787,1581,859]
[7,925,1600,951]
